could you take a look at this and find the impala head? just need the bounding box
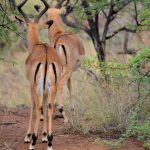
[17,0,52,28]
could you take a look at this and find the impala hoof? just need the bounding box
[40,115,44,121]
[29,144,35,150]
[24,134,31,143]
[47,146,53,150]
[53,114,64,120]
[42,133,47,143]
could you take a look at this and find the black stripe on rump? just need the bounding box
[61,45,67,64]
[43,61,48,90]
[34,63,41,82]
[52,63,57,83]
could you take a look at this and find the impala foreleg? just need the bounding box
[47,85,56,150]
[29,87,41,150]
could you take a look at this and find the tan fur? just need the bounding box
[27,23,40,51]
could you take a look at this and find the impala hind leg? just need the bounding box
[47,85,56,150]
[67,77,74,111]
[24,88,35,143]
[57,71,72,123]
[42,92,48,143]
[29,88,41,150]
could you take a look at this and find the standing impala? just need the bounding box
[17,0,62,149]
[45,2,85,122]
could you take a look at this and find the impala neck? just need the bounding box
[48,14,64,41]
[27,23,40,51]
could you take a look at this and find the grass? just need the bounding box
[0,50,30,107]
[65,72,134,133]
[143,141,150,149]
[95,138,124,149]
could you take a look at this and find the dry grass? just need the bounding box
[63,70,134,134]
[0,51,30,107]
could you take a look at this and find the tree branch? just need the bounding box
[102,2,115,42]
[134,2,140,26]
[114,0,132,14]
[102,10,108,18]
[103,0,135,41]
[61,14,89,33]
[0,3,4,11]
[55,0,67,8]
[106,26,137,40]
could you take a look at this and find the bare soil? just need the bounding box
[0,107,145,150]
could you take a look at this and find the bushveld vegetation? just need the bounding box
[0,0,150,149]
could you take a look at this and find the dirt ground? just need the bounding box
[0,107,145,150]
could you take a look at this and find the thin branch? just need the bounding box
[101,0,133,42]
[102,10,108,18]
[81,0,95,29]
[95,13,100,40]
[2,0,7,24]
[106,26,136,40]
[132,67,150,77]
[2,24,25,39]
[114,0,132,14]
[0,3,4,11]
[102,2,115,42]
[80,66,99,81]
[55,0,67,8]
[2,20,17,26]
[137,71,149,99]
[64,0,79,14]
[134,2,139,26]
[61,14,89,33]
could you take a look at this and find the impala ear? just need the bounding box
[46,20,54,28]
[34,5,41,12]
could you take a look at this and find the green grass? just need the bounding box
[143,141,150,149]
[95,138,124,149]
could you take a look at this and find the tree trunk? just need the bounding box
[0,42,5,49]
[123,31,129,53]
[98,41,106,61]
[89,33,106,62]
[93,40,106,61]
[88,32,108,82]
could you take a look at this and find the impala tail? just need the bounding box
[34,46,58,95]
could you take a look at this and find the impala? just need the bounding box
[45,1,85,122]
[17,0,62,149]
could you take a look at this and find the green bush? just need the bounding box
[64,57,133,134]
[125,47,150,148]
